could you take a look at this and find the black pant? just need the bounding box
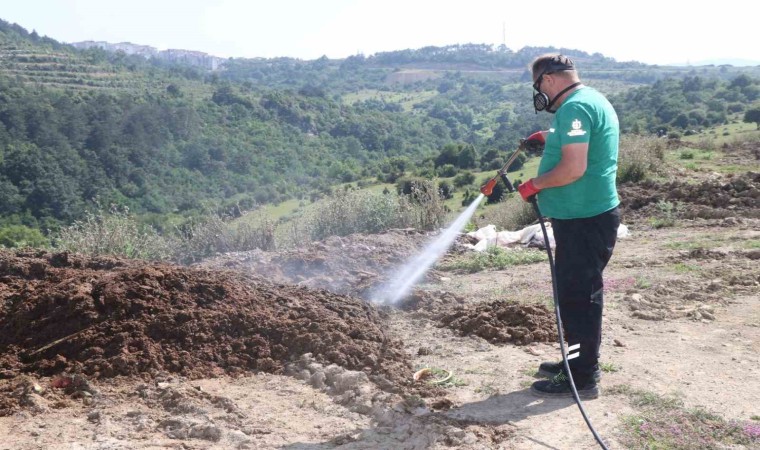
[551,207,620,385]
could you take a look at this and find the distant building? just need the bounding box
[70,41,225,70]
[161,49,223,71]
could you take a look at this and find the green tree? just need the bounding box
[437,164,458,177]
[453,171,475,187]
[456,144,478,169]
[435,144,460,167]
[744,107,760,130]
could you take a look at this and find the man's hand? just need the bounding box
[517,179,541,202]
[525,131,546,155]
[526,131,545,144]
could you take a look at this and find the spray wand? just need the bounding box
[480,138,528,196]
[480,134,546,196]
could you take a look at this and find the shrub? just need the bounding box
[0,225,49,249]
[174,210,276,263]
[286,183,446,245]
[453,171,476,187]
[55,205,174,261]
[438,180,454,199]
[618,135,666,183]
[694,137,717,151]
[649,200,677,229]
[478,196,537,231]
[407,179,447,230]
[437,164,458,177]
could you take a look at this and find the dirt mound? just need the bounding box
[619,171,760,220]
[198,230,442,298]
[439,301,557,345]
[396,289,468,317]
[0,250,412,386]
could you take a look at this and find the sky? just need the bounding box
[2,0,758,66]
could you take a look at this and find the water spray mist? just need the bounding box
[371,193,485,305]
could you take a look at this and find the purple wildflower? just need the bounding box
[744,422,760,439]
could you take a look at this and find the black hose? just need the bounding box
[529,198,609,450]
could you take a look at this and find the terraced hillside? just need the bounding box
[0,23,182,93]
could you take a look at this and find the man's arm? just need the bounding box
[532,143,588,189]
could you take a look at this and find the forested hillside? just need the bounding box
[1,18,758,238]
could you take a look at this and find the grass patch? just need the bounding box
[682,120,760,146]
[649,200,677,229]
[341,89,438,111]
[438,246,546,273]
[634,276,652,289]
[740,239,760,249]
[474,382,500,396]
[665,241,709,250]
[667,237,760,251]
[650,217,676,229]
[599,362,620,373]
[610,385,759,449]
[714,164,757,174]
[433,369,468,388]
[672,262,700,273]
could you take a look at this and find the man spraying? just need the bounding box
[518,54,621,399]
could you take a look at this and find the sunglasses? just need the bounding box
[532,74,544,92]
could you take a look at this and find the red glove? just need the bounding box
[526,131,545,144]
[517,179,541,201]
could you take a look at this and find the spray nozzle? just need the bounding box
[480,177,498,196]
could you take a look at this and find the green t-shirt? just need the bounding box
[536,86,620,219]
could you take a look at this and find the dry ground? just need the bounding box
[1,168,758,448]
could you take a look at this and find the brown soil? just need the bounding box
[439,301,557,346]
[0,250,417,413]
[618,171,760,221]
[396,289,469,317]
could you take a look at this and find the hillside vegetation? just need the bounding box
[0,18,759,245]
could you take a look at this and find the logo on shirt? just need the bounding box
[567,119,587,137]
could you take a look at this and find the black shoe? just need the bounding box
[537,360,601,381]
[531,372,600,399]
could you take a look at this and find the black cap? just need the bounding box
[544,55,575,73]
